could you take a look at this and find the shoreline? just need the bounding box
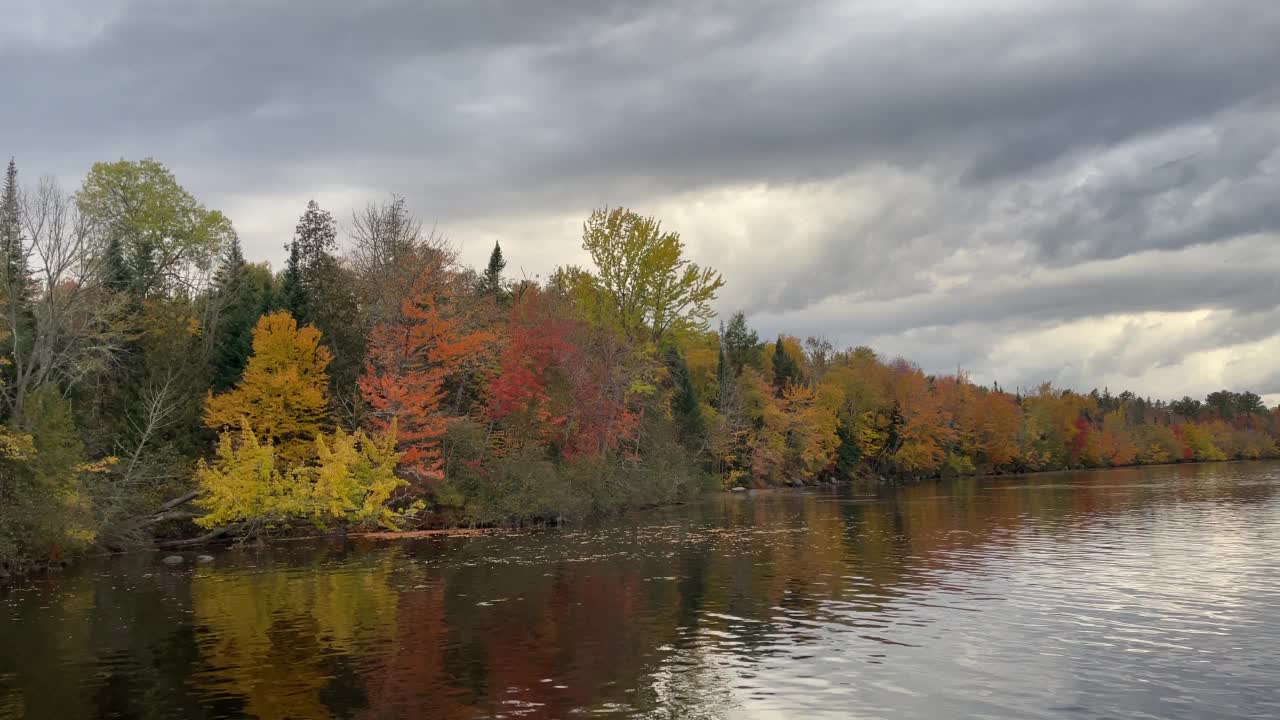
[8,457,1276,580]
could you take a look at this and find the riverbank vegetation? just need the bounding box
[1,157,1278,572]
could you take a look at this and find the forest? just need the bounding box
[1,157,1277,574]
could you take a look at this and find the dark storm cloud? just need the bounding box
[6,0,1280,397]
[9,1,1280,198]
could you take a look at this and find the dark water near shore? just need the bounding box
[3,462,1280,719]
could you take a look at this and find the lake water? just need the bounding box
[3,461,1279,719]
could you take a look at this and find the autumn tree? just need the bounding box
[194,420,405,533]
[348,195,456,325]
[488,289,574,446]
[579,207,724,342]
[359,276,491,486]
[204,311,332,463]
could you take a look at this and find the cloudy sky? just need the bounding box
[6,0,1280,402]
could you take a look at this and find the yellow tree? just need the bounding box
[204,311,331,463]
[195,419,405,531]
[578,207,724,342]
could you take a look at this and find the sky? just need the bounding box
[6,0,1280,403]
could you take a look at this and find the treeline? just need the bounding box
[0,157,1275,572]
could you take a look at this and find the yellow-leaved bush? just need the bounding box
[195,419,407,531]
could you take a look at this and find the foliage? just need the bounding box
[578,207,724,342]
[77,158,233,298]
[480,240,506,296]
[0,386,98,570]
[195,419,406,531]
[360,276,491,487]
[204,311,332,463]
[4,157,1280,571]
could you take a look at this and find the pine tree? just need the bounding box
[210,237,273,391]
[281,200,337,326]
[0,159,34,417]
[721,311,760,375]
[664,344,706,449]
[280,237,309,324]
[481,240,506,296]
[771,336,802,396]
[0,159,31,302]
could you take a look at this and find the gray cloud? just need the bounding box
[5,0,1280,399]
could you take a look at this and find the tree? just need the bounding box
[1169,396,1202,419]
[0,158,32,324]
[76,159,233,299]
[280,200,364,404]
[480,240,506,296]
[720,311,761,375]
[0,159,34,406]
[195,419,405,533]
[209,238,274,391]
[579,207,724,342]
[359,277,491,486]
[348,194,456,325]
[279,240,307,323]
[204,311,332,464]
[771,336,803,396]
[488,290,574,441]
[1,178,126,422]
[663,344,705,451]
[0,386,98,568]
[281,200,337,325]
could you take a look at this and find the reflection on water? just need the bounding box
[3,462,1280,719]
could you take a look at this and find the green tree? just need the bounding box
[480,240,506,296]
[664,344,706,451]
[771,336,803,395]
[280,240,307,323]
[280,201,364,402]
[76,159,233,299]
[209,238,275,391]
[0,159,34,409]
[0,386,98,569]
[0,159,32,315]
[720,311,761,375]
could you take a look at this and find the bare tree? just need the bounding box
[1,177,126,420]
[347,194,458,323]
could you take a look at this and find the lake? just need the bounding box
[3,461,1279,719]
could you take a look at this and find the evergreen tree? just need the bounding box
[280,235,309,324]
[210,237,274,391]
[101,234,132,294]
[481,240,506,296]
[664,344,706,450]
[0,159,31,305]
[721,311,761,375]
[0,159,34,403]
[280,200,337,326]
[771,336,802,395]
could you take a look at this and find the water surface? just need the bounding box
[3,462,1279,719]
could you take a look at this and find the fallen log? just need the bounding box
[155,522,245,549]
